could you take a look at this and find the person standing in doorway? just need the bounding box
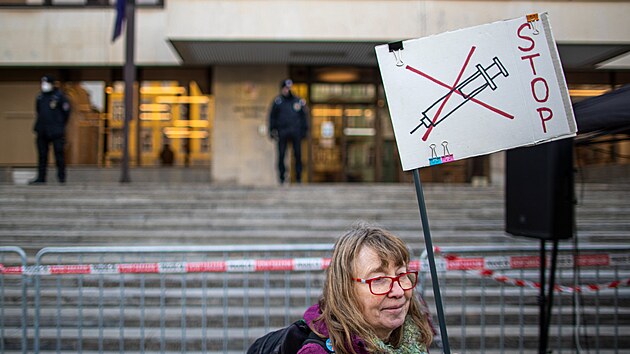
[30,75,71,185]
[160,143,175,166]
[268,79,309,184]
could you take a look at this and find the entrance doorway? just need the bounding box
[310,103,376,182]
[308,82,378,182]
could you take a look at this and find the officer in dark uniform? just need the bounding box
[268,79,309,184]
[30,75,71,185]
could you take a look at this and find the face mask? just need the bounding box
[41,82,53,92]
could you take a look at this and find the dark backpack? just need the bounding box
[247,319,334,354]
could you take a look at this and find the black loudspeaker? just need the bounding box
[505,138,574,240]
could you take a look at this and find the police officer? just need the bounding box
[269,79,309,184]
[30,75,71,185]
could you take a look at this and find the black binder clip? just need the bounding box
[388,41,404,67]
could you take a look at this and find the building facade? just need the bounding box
[1,0,628,185]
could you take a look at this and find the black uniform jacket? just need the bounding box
[269,93,309,138]
[34,89,71,139]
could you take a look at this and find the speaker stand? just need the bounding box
[538,238,560,354]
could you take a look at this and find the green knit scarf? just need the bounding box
[371,317,429,354]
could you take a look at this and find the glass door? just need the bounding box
[308,82,378,183]
[310,103,376,182]
[343,105,376,182]
[311,104,344,182]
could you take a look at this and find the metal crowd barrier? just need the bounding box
[0,247,28,354]
[31,245,333,354]
[421,244,630,354]
[1,244,629,354]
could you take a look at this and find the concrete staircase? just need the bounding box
[1,181,629,353]
[2,182,629,257]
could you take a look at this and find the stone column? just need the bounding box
[489,151,505,187]
[212,65,287,186]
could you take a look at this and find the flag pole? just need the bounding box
[120,0,136,183]
[413,169,451,353]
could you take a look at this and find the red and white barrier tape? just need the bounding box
[475,268,630,293]
[1,252,628,293]
[0,258,332,276]
[435,250,630,294]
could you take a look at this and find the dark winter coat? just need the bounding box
[269,93,309,138]
[34,89,71,139]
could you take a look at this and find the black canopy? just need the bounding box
[573,84,630,139]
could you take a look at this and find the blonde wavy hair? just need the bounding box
[313,222,433,354]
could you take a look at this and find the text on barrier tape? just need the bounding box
[1,252,628,276]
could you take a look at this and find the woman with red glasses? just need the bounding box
[299,223,434,354]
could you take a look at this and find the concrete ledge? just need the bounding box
[0,166,212,184]
[1,163,627,185]
[577,163,630,183]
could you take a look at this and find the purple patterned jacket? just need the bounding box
[297,304,369,354]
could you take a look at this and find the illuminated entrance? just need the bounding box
[104,81,213,167]
[309,83,380,183]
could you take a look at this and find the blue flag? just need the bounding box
[111,0,126,42]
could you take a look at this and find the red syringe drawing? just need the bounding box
[406,46,514,141]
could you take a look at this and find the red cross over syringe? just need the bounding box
[410,56,509,135]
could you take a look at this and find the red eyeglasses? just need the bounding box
[353,271,418,295]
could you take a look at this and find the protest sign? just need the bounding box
[376,13,577,171]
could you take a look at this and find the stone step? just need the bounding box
[4,304,628,327]
[0,352,625,354]
[4,287,627,313]
[1,184,626,208]
[1,325,625,351]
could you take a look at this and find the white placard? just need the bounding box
[376,13,577,171]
